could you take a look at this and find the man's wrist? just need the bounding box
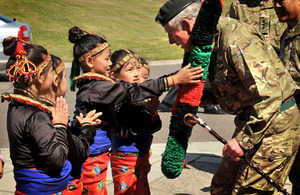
[235,132,254,150]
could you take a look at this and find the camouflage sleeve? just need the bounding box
[227,39,285,150]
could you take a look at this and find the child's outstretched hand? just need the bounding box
[52,96,69,126]
[173,64,204,85]
[76,110,102,127]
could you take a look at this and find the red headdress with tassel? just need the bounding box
[5,36,51,83]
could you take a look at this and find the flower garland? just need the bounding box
[161,0,223,179]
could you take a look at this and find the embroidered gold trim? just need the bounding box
[53,124,67,129]
[142,63,150,70]
[78,42,109,63]
[15,88,39,101]
[1,93,53,115]
[38,96,55,107]
[111,50,141,73]
[171,75,177,87]
[111,55,131,72]
[37,52,51,72]
[72,72,115,83]
[81,122,92,128]
[52,61,65,76]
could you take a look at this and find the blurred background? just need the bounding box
[0,0,230,63]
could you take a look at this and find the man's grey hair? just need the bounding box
[168,0,202,30]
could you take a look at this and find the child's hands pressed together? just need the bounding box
[52,96,69,126]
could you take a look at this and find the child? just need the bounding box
[140,57,150,82]
[49,54,102,194]
[1,37,71,195]
[110,49,161,195]
[140,58,161,133]
[68,26,203,194]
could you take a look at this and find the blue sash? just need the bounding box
[90,129,111,155]
[111,129,153,154]
[14,160,72,195]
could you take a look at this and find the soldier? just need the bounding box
[227,0,286,54]
[274,0,300,194]
[155,0,300,194]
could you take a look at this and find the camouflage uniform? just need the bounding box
[226,0,286,54]
[279,19,300,194]
[209,17,300,195]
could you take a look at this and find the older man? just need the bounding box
[156,0,300,194]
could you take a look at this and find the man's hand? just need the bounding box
[222,138,244,160]
[173,64,204,85]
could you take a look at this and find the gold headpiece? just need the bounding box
[78,42,109,63]
[37,52,51,72]
[110,49,141,73]
[5,37,51,82]
[142,63,150,70]
[52,60,65,76]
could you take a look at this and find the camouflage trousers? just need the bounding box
[289,104,300,194]
[211,104,300,195]
[289,151,300,194]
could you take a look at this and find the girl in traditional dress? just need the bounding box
[49,54,101,195]
[68,26,202,194]
[1,37,71,195]
[109,49,161,195]
[140,57,150,83]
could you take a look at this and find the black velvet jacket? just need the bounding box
[39,97,96,166]
[5,92,68,169]
[73,74,166,132]
[115,97,162,139]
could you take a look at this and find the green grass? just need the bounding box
[1,0,231,62]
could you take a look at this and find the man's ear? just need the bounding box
[182,18,195,34]
[85,56,94,69]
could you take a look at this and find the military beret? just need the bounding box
[155,0,197,26]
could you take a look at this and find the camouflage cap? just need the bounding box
[155,0,196,26]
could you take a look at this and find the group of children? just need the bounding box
[1,26,203,194]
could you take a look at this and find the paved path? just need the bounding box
[0,141,292,194]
